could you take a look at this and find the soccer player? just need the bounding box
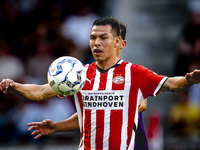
[27,21,149,150]
[1,17,200,149]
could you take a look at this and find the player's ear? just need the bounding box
[121,40,126,49]
[114,36,121,48]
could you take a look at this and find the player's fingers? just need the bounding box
[1,79,9,93]
[0,83,4,92]
[194,69,200,75]
[27,122,44,126]
[56,94,66,99]
[27,126,40,132]
[9,81,15,87]
[31,130,41,136]
[4,79,10,90]
[1,79,14,92]
[34,133,43,139]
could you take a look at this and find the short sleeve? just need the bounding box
[135,65,167,99]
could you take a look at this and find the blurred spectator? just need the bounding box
[25,36,55,84]
[7,96,76,142]
[0,0,106,145]
[147,110,164,150]
[175,0,200,76]
[187,58,200,106]
[0,38,25,82]
[60,2,98,63]
[169,91,200,143]
[0,93,24,142]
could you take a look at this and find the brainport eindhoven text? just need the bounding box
[82,93,124,108]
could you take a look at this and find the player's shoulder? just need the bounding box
[121,60,151,74]
[121,60,145,70]
[84,62,96,71]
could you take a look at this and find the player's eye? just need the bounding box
[101,36,107,40]
[90,36,96,40]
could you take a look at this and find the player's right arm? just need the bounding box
[0,78,57,101]
[27,112,79,139]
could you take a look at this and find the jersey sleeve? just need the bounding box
[134,65,168,99]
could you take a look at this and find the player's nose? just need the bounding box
[94,38,101,47]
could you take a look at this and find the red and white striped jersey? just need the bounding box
[74,59,167,150]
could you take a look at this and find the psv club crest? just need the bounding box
[113,75,124,84]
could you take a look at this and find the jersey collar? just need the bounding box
[96,59,122,74]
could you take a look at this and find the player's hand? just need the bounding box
[0,78,16,93]
[56,94,66,99]
[27,119,56,139]
[186,69,200,84]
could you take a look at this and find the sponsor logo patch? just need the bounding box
[113,76,124,84]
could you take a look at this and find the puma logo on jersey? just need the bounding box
[86,78,94,84]
[113,76,124,84]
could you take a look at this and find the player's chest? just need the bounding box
[82,69,127,91]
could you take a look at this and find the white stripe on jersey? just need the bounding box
[90,69,100,149]
[78,64,90,150]
[92,68,100,91]
[74,93,82,132]
[91,109,96,149]
[103,109,111,150]
[106,68,114,90]
[153,77,168,96]
[120,63,131,149]
[127,89,143,150]
[79,111,85,150]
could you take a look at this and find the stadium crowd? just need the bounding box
[0,0,106,144]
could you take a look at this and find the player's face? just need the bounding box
[90,25,120,62]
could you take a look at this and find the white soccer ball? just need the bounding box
[47,56,86,96]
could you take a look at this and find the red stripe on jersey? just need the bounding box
[109,110,122,149]
[98,72,108,90]
[84,109,92,150]
[96,110,105,149]
[112,62,126,90]
[82,63,96,91]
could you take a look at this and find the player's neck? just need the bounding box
[96,56,119,70]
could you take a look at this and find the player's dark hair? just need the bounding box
[92,16,120,37]
[119,22,127,40]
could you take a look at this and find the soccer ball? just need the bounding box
[47,56,86,96]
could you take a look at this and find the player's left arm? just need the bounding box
[27,113,79,139]
[160,69,200,92]
[138,99,147,113]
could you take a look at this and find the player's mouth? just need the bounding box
[94,49,103,55]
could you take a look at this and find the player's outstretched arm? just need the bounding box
[27,113,79,139]
[161,69,200,92]
[0,78,57,101]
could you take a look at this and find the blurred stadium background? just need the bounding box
[0,0,200,149]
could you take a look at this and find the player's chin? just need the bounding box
[93,55,103,61]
